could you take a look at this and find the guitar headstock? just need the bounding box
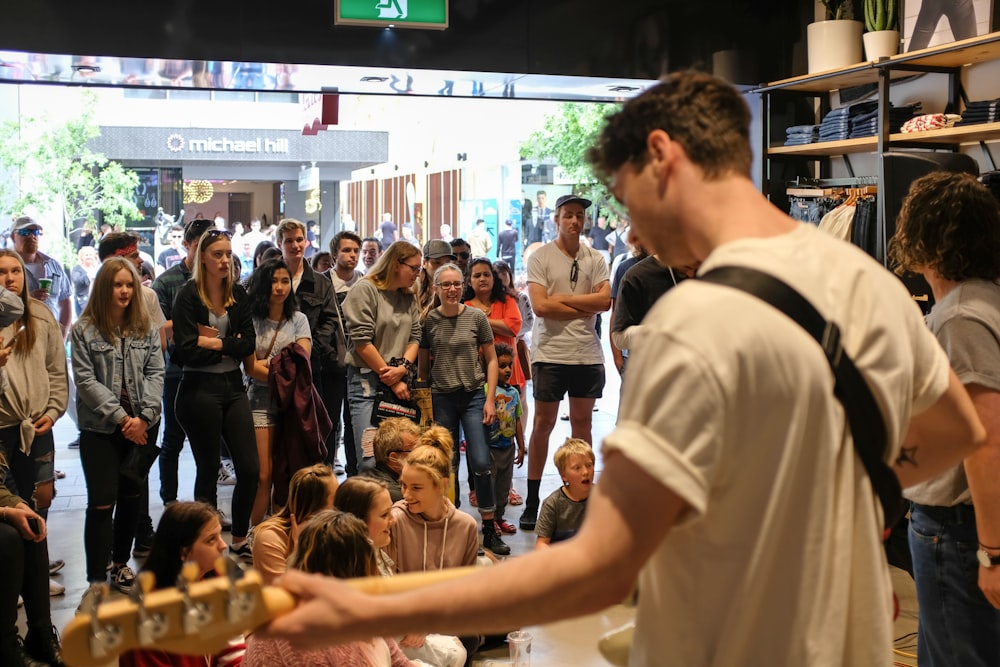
[62,558,295,667]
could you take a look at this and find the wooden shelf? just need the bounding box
[755,30,1000,93]
[768,121,1000,156]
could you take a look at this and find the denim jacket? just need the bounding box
[70,319,165,434]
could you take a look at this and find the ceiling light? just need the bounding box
[361,76,389,83]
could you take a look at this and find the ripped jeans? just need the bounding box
[0,424,55,518]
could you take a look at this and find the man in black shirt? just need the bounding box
[497,219,518,269]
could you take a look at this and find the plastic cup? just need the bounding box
[507,630,532,667]
[38,278,52,291]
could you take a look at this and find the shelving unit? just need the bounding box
[751,30,1000,268]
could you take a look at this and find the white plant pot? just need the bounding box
[807,20,864,73]
[863,30,901,61]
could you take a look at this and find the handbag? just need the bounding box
[371,384,421,425]
[699,266,903,529]
[121,442,162,484]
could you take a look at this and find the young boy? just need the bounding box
[534,438,594,548]
[489,343,525,535]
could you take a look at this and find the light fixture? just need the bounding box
[183,180,214,204]
[361,76,389,83]
[608,85,640,93]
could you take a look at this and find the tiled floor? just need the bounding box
[25,363,920,666]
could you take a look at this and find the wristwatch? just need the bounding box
[977,548,1000,568]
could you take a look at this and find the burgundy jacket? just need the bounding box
[268,342,331,507]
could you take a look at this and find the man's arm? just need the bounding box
[527,282,589,321]
[962,384,1000,608]
[895,368,985,488]
[262,450,687,646]
[552,281,611,314]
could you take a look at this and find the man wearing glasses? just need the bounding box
[156,224,185,273]
[519,194,610,530]
[11,217,72,339]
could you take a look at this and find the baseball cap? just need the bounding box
[423,239,456,260]
[12,216,42,232]
[555,194,592,209]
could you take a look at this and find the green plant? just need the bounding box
[822,0,855,20]
[864,0,897,31]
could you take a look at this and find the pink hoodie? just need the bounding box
[388,498,479,573]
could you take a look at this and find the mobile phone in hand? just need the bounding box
[4,325,26,349]
[27,516,42,535]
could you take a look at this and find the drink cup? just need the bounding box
[38,278,52,291]
[507,630,532,667]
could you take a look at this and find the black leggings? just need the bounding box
[80,427,157,581]
[175,370,258,538]
[0,522,49,641]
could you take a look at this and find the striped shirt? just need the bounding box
[420,306,493,393]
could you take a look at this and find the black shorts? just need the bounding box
[531,362,605,402]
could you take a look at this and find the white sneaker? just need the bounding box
[76,582,104,614]
[218,462,236,486]
[48,578,65,596]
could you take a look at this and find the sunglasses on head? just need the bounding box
[16,229,42,237]
[205,229,232,239]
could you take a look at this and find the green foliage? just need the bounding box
[864,0,897,31]
[821,0,855,20]
[0,90,140,265]
[519,102,622,211]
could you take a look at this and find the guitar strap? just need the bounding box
[699,265,904,529]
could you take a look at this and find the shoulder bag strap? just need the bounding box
[699,265,902,528]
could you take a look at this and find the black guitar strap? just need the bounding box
[699,265,903,528]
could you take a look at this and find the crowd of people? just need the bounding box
[6,68,1000,667]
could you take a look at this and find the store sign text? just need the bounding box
[166,133,290,154]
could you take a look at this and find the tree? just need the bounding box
[519,102,623,214]
[0,90,140,264]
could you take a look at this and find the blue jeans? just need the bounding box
[433,388,494,515]
[909,503,1000,667]
[346,366,377,473]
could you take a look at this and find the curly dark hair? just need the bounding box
[586,70,752,185]
[890,171,1000,282]
[468,257,507,303]
[246,257,298,321]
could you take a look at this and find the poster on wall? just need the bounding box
[903,0,1000,51]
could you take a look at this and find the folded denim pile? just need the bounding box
[955,99,1000,127]
[847,103,921,138]
[900,113,962,133]
[784,124,820,146]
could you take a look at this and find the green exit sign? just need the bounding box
[335,0,449,30]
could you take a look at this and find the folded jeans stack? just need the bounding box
[847,103,921,138]
[818,101,878,142]
[784,124,819,146]
[955,99,1000,126]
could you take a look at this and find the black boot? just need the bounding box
[0,635,49,667]
[24,625,65,667]
[482,521,511,556]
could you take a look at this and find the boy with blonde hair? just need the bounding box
[535,438,594,548]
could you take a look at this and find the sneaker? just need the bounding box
[109,564,136,594]
[333,460,345,475]
[217,508,232,532]
[518,505,538,531]
[228,542,253,564]
[482,525,511,556]
[133,516,155,558]
[48,559,65,575]
[508,489,524,506]
[76,582,105,614]
[24,624,65,667]
[66,438,80,450]
[496,519,517,534]
[48,578,65,596]
[217,464,236,486]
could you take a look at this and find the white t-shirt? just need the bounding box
[526,241,609,365]
[603,224,949,666]
[141,286,166,330]
[249,311,311,388]
[331,268,364,295]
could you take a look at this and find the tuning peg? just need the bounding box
[217,556,254,624]
[81,583,123,660]
[177,565,211,635]
[130,572,167,646]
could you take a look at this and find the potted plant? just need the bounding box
[863,0,900,60]
[808,0,865,73]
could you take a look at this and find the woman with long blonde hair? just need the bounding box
[72,257,163,596]
[172,229,258,559]
[341,241,422,471]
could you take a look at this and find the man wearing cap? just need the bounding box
[519,194,610,530]
[151,218,214,507]
[11,217,72,339]
[417,239,457,312]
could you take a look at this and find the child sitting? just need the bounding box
[488,343,525,536]
[535,438,595,549]
[361,417,423,503]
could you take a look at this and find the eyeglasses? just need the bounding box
[453,251,471,259]
[570,259,579,290]
[436,281,464,290]
[16,229,42,237]
[388,449,412,459]
[399,261,422,273]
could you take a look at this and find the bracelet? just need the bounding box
[980,542,1000,551]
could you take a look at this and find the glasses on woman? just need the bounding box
[399,260,422,273]
[436,281,464,290]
